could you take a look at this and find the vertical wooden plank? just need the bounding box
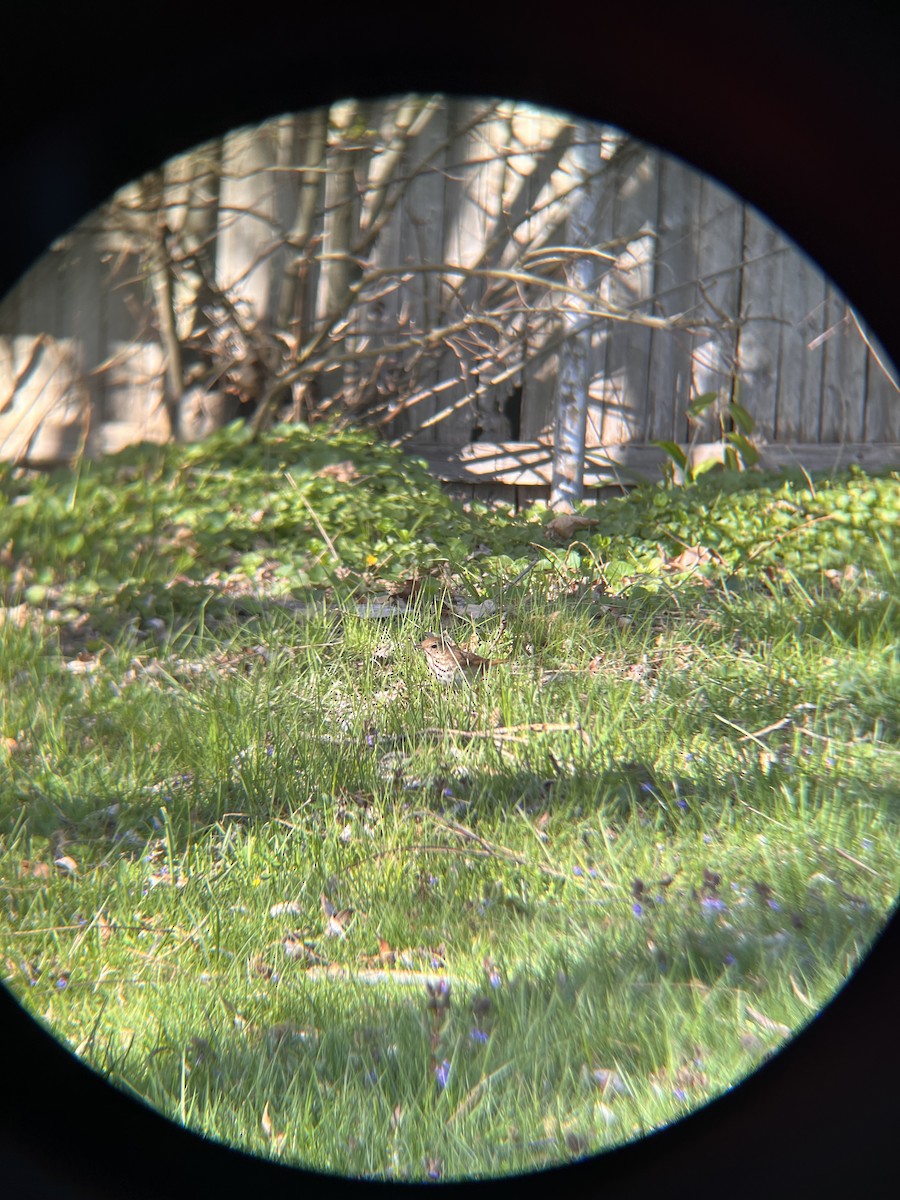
[818,289,866,442]
[436,99,512,446]
[217,121,281,328]
[348,98,410,424]
[771,234,827,441]
[59,227,104,426]
[734,207,785,441]
[520,111,612,445]
[163,135,222,341]
[646,155,701,443]
[862,318,900,442]
[391,98,450,440]
[582,127,619,450]
[596,142,658,445]
[479,104,574,446]
[518,106,575,441]
[101,249,153,425]
[313,100,365,404]
[12,246,65,337]
[688,177,744,442]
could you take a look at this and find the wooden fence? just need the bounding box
[1,96,897,503]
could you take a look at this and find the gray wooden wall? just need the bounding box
[1,97,897,473]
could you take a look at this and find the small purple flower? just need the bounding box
[632,902,643,917]
[366,1069,378,1085]
[703,834,713,844]
[724,953,736,966]
[640,781,655,794]
[435,1059,451,1089]
[56,977,69,990]
[824,757,835,768]
[470,1028,489,1044]
[767,899,781,911]
[701,896,727,913]
[366,733,375,748]
[488,970,501,989]
[427,875,439,888]
[573,865,584,877]
[442,787,453,799]
[673,1087,687,1102]
[588,867,598,878]
[431,956,444,971]
[676,798,688,810]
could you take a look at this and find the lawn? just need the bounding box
[1,422,898,1181]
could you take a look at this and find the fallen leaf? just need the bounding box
[20,860,53,880]
[662,544,715,572]
[314,460,359,484]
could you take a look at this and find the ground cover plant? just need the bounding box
[1,421,898,1181]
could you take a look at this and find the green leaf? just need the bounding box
[652,441,688,471]
[729,401,755,434]
[687,392,718,418]
[691,455,723,479]
[726,432,760,465]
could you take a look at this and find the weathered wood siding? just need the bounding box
[1,97,897,480]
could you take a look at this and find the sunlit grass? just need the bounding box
[1,430,898,1179]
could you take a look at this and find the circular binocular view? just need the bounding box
[1,95,897,1182]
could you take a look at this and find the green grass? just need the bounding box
[1,422,898,1180]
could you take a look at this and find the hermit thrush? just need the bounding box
[419,632,504,686]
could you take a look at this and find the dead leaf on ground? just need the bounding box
[662,544,723,574]
[314,460,359,484]
[20,859,53,880]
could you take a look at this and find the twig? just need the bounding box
[832,845,884,879]
[449,1062,516,1124]
[712,712,771,749]
[849,308,900,392]
[736,716,794,742]
[284,479,340,562]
